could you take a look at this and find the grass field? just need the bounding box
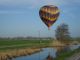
[0,38,53,51]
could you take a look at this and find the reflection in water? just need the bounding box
[13,45,80,60]
[45,54,54,60]
[70,44,80,50]
[13,48,57,60]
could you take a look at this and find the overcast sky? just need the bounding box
[0,0,80,37]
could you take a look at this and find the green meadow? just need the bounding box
[0,38,53,51]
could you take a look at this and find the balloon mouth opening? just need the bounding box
[48,27,50,30]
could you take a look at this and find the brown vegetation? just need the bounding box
[0,48,41,60]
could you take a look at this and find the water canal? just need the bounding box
[13,45,80,60]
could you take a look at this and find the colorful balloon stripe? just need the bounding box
[39,5,60,28]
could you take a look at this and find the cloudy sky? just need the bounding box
[0,0,80,37]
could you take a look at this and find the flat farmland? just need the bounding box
[0,39,52,50]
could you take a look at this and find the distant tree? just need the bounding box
[55,23,71,44]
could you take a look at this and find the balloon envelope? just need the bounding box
[39,5,60,29]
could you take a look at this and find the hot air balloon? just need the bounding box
[39,5,60,29]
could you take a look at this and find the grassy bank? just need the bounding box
[54,47,80,60]
[0,48,41,60]
[0,39,51,60]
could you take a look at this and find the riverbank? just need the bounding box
[0,48,41,60]
[54,47,80,60]
[66,52,80,60]
[0,39,53,60]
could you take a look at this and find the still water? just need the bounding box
[13,45,80,60]
[13,48,57,60]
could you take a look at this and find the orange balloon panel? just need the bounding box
[39,5,60,28]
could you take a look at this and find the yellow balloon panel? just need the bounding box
[39,5,60,28]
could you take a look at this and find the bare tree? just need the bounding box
[55,23,71,44]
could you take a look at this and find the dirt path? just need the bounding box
[0,43,46,49]
[0,44,30,48]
